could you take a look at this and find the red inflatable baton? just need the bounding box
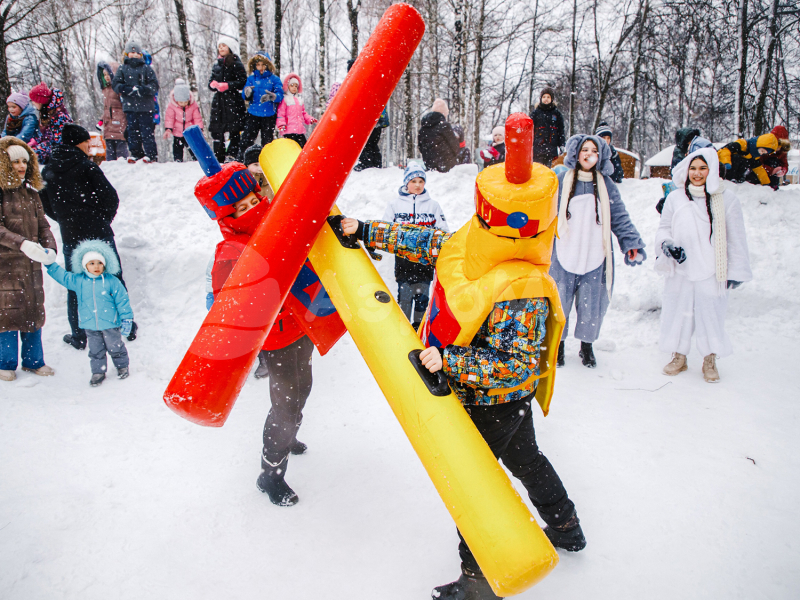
[505,112,534,184]
[164,3,425,426]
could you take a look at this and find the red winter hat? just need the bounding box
[29,82,53,105]
[194,162,259,219]
[771,125,789,140]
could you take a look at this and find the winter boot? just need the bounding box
[126,321,138,342]
[0,370,16,382]
[557,341,565,368]
[579,342,596,368]
[254,351,269,379]
[702,354,720,383]
[22,365,54,376]
[117,367,129,379]
[90,373,106,387]
[256,455,298,506]
[544,511,586,552]
[290,440,308,455]
[432,566,500,600]
[63,334,86,350]
[663,353,688,376]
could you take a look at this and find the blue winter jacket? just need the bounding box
[46,263,133,330]
[2,104,39,143]
[242,70,284,117]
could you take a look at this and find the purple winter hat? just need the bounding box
[7,92,29,110]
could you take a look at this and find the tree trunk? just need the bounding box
[346,0,360,60]
[734,0,748,137]
[626,0,649,149]
[254,0,265,50]
[569,0,577,136]
[173,0,198,92]
[236,0,248,65]
[405,66,413,159]
[527,0,540,113]
[451,0,464,123]
[753,0,779,135]
[274,0,283,74]
[0,20,11,124]
[472,0,486,149]
[318,0,326,114]
[51,6,76,115]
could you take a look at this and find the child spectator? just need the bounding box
[480,126,506,167]
[28,82,73,164]
[595,121,624,183]
[381,164,448,328]
[208,36,247,163]
[2,92,39,144]
[276,73,316,149]
[0,137,57,382]
[163,79,203,162]
[760,125,790,189]
[96,62,128,161]
[451,124,472,165]
[718,133,779,187]
[112,41,159,163]
[241,50,283,150]
[530,87,565,167]
[43,240,133,386]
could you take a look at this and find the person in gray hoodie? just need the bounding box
[111,41,159,162]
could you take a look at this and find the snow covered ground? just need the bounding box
[2,160,799,599]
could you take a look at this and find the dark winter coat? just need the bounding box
[531,103,565,162]
[484,142,506,167]
[418,112,461,173]
[608,146,624,183]
[0,137,56,333]
[111,56,159,113]
[97,62,127,141]
[670,128,701,170]
[39,145,119,245]
[35,89,73,164]
[209,54,247,134]
[2,104,39,144]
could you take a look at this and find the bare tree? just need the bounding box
[346,0,360,60]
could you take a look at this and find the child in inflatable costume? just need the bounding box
[342,113,584,600]
[189,128,345,507]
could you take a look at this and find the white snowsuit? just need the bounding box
[655,186,752,358]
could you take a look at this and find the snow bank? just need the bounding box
[1,160,799,599]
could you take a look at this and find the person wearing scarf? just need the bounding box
[655,148,752,382]
[550,134,646,368]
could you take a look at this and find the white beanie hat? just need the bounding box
[82,251,106,271]
[491,126,505,140]
[217,35,240,57]
[5,144,29,163]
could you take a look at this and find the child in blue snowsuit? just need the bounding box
[45,239,134,386]
[241,50,283,149]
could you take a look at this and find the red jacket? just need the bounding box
[163,91,203,137]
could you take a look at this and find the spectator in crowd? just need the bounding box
[163,78,203,162]
[276,73,316,149]
[112,41,159,163]
[0,137,57,381]
[96,61,129,161]
[28,83,73,164]
[531,87,565,167]
[2,92,39,144]
[718,133,778,187]
[595,121,624,183]
[208,35,247,163]
[418,98,460,173]
[39,124,137,349]
[760,125,791,189]
[241,50,283,149]
[671,128,714,172]
[451,124,472,165]
[480,126,506,168]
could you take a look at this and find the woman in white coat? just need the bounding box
[656,148,752,382]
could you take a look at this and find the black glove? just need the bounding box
[260,91,277,103]
[727,280,742,290]
[353,220,367,241]
[120,85,134,96]
[662,240,686,264]
[243,86,254,99]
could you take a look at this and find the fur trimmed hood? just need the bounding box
[70,239,121,275]
[0,136,43,191]
[282,72,303,93]
[248,51,276,74]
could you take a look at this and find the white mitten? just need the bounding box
[20,240,53,264]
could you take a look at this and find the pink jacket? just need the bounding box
[276,73,315,135]
[163,91,203,137]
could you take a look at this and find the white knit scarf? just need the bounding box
[688,183,727,294]
[558,168,613,294]
[284,92,303,107]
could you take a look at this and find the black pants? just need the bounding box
[172,137,195,162]
[105,139,129,161]
[457,398,575,573]
[242,114,276,151]
[283,133,307,148]
[355,127,383,170]
[533,154,556,168]
[211,130,242,163]
[63,236,127,343]
[125,112,158,160]
[261,336,314,469]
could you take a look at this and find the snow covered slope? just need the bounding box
[1,161,799,599]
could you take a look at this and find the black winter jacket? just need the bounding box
[111,57,159,113]
[609,146,624,183]
[39,145,119,244]
[418,112,461,173]
[531,103,565,161]
[670,128,701,170]
[209,54,247,134]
